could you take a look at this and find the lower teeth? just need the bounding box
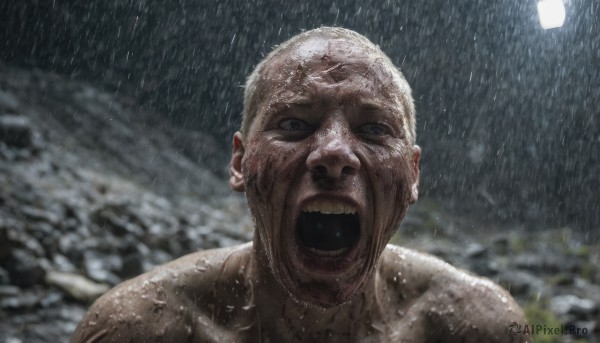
[305,246,349,257]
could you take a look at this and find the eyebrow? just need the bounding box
[282,96,314,106]
[269,95,395,113]
[357,100,385,111]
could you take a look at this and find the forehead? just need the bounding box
[259,36,404,105]
[285,36,374,65]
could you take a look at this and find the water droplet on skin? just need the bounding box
[153,298,167,308]
[195,259,208,272]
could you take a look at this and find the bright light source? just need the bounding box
[537,0,566,29]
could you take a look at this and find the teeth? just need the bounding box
[302,199,357,215]
[305,246,350,257]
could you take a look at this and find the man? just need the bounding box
[72,27,527,342]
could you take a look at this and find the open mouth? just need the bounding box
[296,200,361,258]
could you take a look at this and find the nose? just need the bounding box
[306,129,361,178]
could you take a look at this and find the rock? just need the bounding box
[52,254,77,273]
[0,115,33,149]
[0,89,20,112]
[573,278,600,304]
[119,252,144,278]
[469,258,500,277]
[0,288,40,311]
[39,291,63,308]
[550,295,598,318]
[83,251,122,285]
[3,248,46,288]
[465,243,488,258]
[4,228,46,257]
[148,249,172,266]
[496,270,547,297]
[21,206,62,226]
[90,203,144,237]
[512,253,580,274]
[0,266,10,284]
[0,226,11,262]
[0,285,20,297]
[45,271,109,303]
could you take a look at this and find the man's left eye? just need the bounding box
[356,123,389,136]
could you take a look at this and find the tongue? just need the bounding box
[297,212,359,252]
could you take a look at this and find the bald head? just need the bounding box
[241,27,416,143]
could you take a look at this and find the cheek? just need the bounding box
[242,140,304,241]
[366,145,414,203]
[387,153,414,203]
[243,149,277,206]
[364,144,415,241]
[242,141,300,204]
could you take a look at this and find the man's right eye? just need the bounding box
[278,118,313,132]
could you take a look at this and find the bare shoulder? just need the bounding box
[382,244,529,343]
[71,243,254,343]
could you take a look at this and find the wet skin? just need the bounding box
[72,35,528,342]
[72,244,526,342]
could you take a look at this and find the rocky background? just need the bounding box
[0,63,598,342]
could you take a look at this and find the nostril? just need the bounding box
[341,166,356,175]
[314,165,328,176]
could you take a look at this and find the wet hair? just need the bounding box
[242,26,416,143]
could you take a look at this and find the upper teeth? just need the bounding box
[302,199,357,214]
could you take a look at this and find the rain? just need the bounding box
[0,0,598,342]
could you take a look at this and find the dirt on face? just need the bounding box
[240,34,420,307]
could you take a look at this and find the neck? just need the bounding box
[247,238,388,338]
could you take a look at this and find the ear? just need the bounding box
[229,131,246,192]
[409,145,421,204]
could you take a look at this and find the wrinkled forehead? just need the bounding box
[261,36,394,84]
[259,36,405,103]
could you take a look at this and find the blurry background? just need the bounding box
[0,0,598,342]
